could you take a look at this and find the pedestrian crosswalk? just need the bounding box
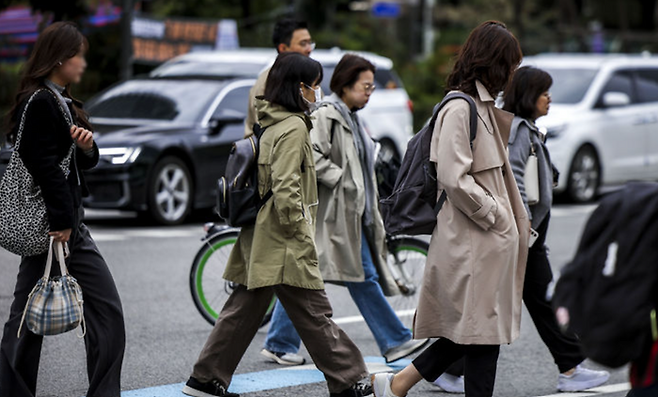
[120,356,409,396]
[117,355,630,397]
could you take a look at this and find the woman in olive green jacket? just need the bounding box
[261,55,427,368]
[183,53,370,397]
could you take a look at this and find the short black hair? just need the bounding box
[264,52,323,113]
[272,19,308,50]
[330,54,376,96]
[502,66,553,120]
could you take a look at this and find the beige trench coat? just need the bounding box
[310,101,398,296]
[244,67,269,137]
[413,81,529,345]
[223,99,324,291]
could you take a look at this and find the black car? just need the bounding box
[82,77,255,224]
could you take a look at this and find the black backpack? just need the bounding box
[552,182,658,368]
[216,124,272,227]
[380,93,477,235]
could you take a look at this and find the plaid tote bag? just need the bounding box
[18,237,85,337]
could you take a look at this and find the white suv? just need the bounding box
[150,48,414,160]
[523,53,658,202]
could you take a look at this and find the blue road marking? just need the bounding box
[120,356,411,396]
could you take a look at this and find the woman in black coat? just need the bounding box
[0,22,125,397]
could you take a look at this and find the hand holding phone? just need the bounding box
[529,228,539,247]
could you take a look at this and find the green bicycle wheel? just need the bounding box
[189,229,276,326]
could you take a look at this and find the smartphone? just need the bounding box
[529,228,539,248]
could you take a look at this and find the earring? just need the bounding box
[57,61,62,66]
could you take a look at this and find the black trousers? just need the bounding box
[0,211,125,397]
[413,338,500,397]
[444,213,584,379]
[523,213,583,373]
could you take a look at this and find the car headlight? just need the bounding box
[99,147,142,165]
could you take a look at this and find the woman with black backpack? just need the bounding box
[182,52,371,397]
[372,20,528,397]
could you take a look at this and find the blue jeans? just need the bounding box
[264,231,412,355]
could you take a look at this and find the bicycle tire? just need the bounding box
[190,230,240,325]
[189,229,277,327]
[385,236,429,330]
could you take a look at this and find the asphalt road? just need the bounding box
[0,205,632,397]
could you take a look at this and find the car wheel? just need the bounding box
[567,146,600,203]
[148,156,193,225]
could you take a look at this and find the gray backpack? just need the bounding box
[380,93,477,235]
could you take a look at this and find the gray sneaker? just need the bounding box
[260,348,306,365]
[557,365,610,392]
[383,338,429,363]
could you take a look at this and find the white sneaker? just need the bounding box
[433,372,465,393]
[557,365,610,392]
[371,373,401,397]
[260,348,306,365]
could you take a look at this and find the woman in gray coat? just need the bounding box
[503,66,610,392]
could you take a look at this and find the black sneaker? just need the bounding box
[182,377,239,397]
[330,381,373,396]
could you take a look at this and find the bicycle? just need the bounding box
[189,222,429,329]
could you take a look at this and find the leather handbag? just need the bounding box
[525,143,540,206]
[18,237,85,337]
[0,89,75,257]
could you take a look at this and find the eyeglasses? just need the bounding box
[299,40,316,50]
[361,83,376,94]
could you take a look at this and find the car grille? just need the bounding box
[87,181,124,203]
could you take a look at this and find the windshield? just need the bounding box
[87,80,224,122]
[542,68,598,104]
[150,61,265,79]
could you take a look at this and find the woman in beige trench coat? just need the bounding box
[373,21,528,397]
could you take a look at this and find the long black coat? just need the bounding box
[14,89,98,231]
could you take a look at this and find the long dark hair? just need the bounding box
[5,21,91,143]
[446,21,522,97]
[502,66,553,120]
[264,52,323,113]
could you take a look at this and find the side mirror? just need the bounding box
[601,92,631,108]
[208,109,245,135]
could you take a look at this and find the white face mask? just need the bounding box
[301,83,323,113]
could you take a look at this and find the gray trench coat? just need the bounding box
[310,101,398,296]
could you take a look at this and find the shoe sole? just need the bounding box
[260,349,306,366]
[384,339,430,363]
[182,385,221,397]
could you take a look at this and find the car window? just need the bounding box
[635,69,658,103]
[87,80,224,122]
[597,70,635,106]
[542,68,598,104]
[211,86,250,118]
[151,61,265,79]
